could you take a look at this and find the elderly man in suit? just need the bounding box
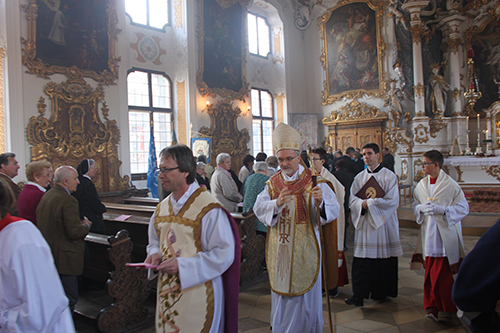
[37,166,92,314]
[0,152,21,215]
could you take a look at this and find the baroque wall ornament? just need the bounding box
[413,82,425,98]
[400,159,408,182]
[429,117,447,138]
[318,0,387,105]
[21,0,120,86]
[199,99,250,170]
[384,128,413,153]
[482,165,500,183]
[196,0,249,101]
[130,33,166,65]
[26,71,129,193]
[447,37,462,54]
[414,123,429,143]
[322,100,387,124]
[414,158,424,183]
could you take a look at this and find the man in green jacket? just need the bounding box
[37,166,91,313]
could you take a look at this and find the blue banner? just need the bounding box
[147,125,158,198]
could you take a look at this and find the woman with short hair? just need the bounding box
[17,160,53,225]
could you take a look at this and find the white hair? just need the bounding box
[54,166,77,184]
[196,161,205,169]
[216,153,231,165]
[253,161,268,173]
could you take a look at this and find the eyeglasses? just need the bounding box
[422,162,436,167]
[156,166,179,176]
[278,155,299,163]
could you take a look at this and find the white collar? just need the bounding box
[170,182,198,214]
[26,181,47,192]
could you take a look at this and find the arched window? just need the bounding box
[125,0,170,30]
[127,69,173,179]
[252,88,274,156]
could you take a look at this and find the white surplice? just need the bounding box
[350,166,403,259]
[254,164,340,333]
[411,170,468,269]
[0,220,75,332]
[147,182,235,333]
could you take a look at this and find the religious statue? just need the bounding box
[388,0,409,30]
[426,65,450,117]
[386,80,405,128]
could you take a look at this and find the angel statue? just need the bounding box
[386,80,405,128]
[426,65,450,117]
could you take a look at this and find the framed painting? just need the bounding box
[21,0,119,86]
[318,0,386,105]
[290,114,318,151]
[191,137,212,163]
[469,18,500,113]
[196,0,249,101]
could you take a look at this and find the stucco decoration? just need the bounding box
[414,124,429,144]
[130,33,166,65]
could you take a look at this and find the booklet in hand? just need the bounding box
[126,263,159,269]
[355,176,385,199]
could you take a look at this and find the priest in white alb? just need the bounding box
[254,123,340,333]
[145,145,240,333]
[411,149,468,321]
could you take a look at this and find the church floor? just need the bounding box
[75,227,489,332]
[236,227,480,333]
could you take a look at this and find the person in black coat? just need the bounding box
[382,148,395,173]
[333,159,355,239]
[72,159,107,233]
[195,162,211,190]
[452,219,500,332]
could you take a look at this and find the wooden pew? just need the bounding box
[123,196,159,206]
[104,202,155,217]
[102,202,266,285]
[79,230,151,332]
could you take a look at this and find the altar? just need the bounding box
[444,156,500,186]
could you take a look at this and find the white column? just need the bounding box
[402,0,430,118]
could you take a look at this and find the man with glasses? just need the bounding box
[254,123,340,333]
[345,143,403,307]
[410,149,469,321]
[144,145,240,333]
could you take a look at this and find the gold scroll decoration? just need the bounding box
[414,124,429,144]
[429,117,447,138]
[26,72,129,193]
[199,99,250,171]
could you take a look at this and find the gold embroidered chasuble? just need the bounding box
[154,187,222,333]
[266,168,333,296]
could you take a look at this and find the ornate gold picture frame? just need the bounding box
[196,0,249,101]
[319,0,386,105]
[21,0,120,86]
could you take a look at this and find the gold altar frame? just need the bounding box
[21,0,120,86]
[318,0,386,105]
[466,17,500,114]
[196,0,249,101]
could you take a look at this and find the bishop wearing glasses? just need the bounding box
[254,123,340,333]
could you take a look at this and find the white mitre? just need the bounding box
[273,122,302,153]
